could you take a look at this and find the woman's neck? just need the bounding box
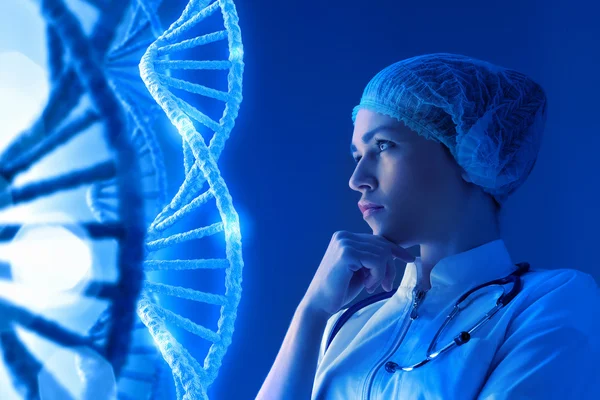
[416,204,501,289]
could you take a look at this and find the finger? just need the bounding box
[342,238,404,273]
[387,243,415,263]
[391,246,415,263]
[351,267,376,294]
[348,248,386,289]
[382,258,396,292]
[343,240,394,286]
[346,249,380,272]
[350,233,415,263]
[373,258,394,293]
[347,254,383,293]
[356,267,374,292]
[362,252,389,290]
[342,238,388,258]
[341,240,396,292]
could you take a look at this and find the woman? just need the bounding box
[257,53,600,399]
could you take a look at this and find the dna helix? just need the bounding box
[1,0,246,397]
[86,0,168,228]
[0,0,149,398]
[137,0,245,398]
[87,1,178,398]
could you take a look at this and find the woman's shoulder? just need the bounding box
[521,266,598,299]
[509,266,600,337]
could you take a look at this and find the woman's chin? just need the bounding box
[370,225,389,238]
[371,226,415,248]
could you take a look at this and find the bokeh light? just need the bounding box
[8,223,93,292]
[38,346,116,400]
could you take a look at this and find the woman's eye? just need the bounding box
[353,140,394,163]
[376,139,393,151]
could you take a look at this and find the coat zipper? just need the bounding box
[362,287,428,400]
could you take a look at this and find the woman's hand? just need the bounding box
[301,231,415,316]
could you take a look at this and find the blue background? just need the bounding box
[215,0,600,398]
[1,0,598,399]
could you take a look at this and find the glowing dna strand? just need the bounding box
[0,0,146,398]
[74,1,171,398]
[139,0,245,397]
[88,297,170,400]
[86,0,169,227]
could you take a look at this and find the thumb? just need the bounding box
[391,246,415,262]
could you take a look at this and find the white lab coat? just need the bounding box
[312,239,600,399]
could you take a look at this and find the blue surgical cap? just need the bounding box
[352,53,548,206]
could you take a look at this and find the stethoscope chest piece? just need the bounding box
[454,331,471,346]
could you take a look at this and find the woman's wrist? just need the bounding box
[297,298,333,324]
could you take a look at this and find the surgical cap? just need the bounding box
[352,53,548,206]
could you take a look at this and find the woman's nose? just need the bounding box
[349,162,376,192]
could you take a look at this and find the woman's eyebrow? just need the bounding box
[350,125,399,154]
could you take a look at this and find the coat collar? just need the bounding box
[399,239,516,290]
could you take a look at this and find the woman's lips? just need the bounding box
[362,207,384,218]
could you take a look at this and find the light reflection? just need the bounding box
[0,219,96,315]
[0,50,49,151]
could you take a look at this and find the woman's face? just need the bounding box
[349,109,468,247]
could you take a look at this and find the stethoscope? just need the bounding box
[325,261,531,372]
